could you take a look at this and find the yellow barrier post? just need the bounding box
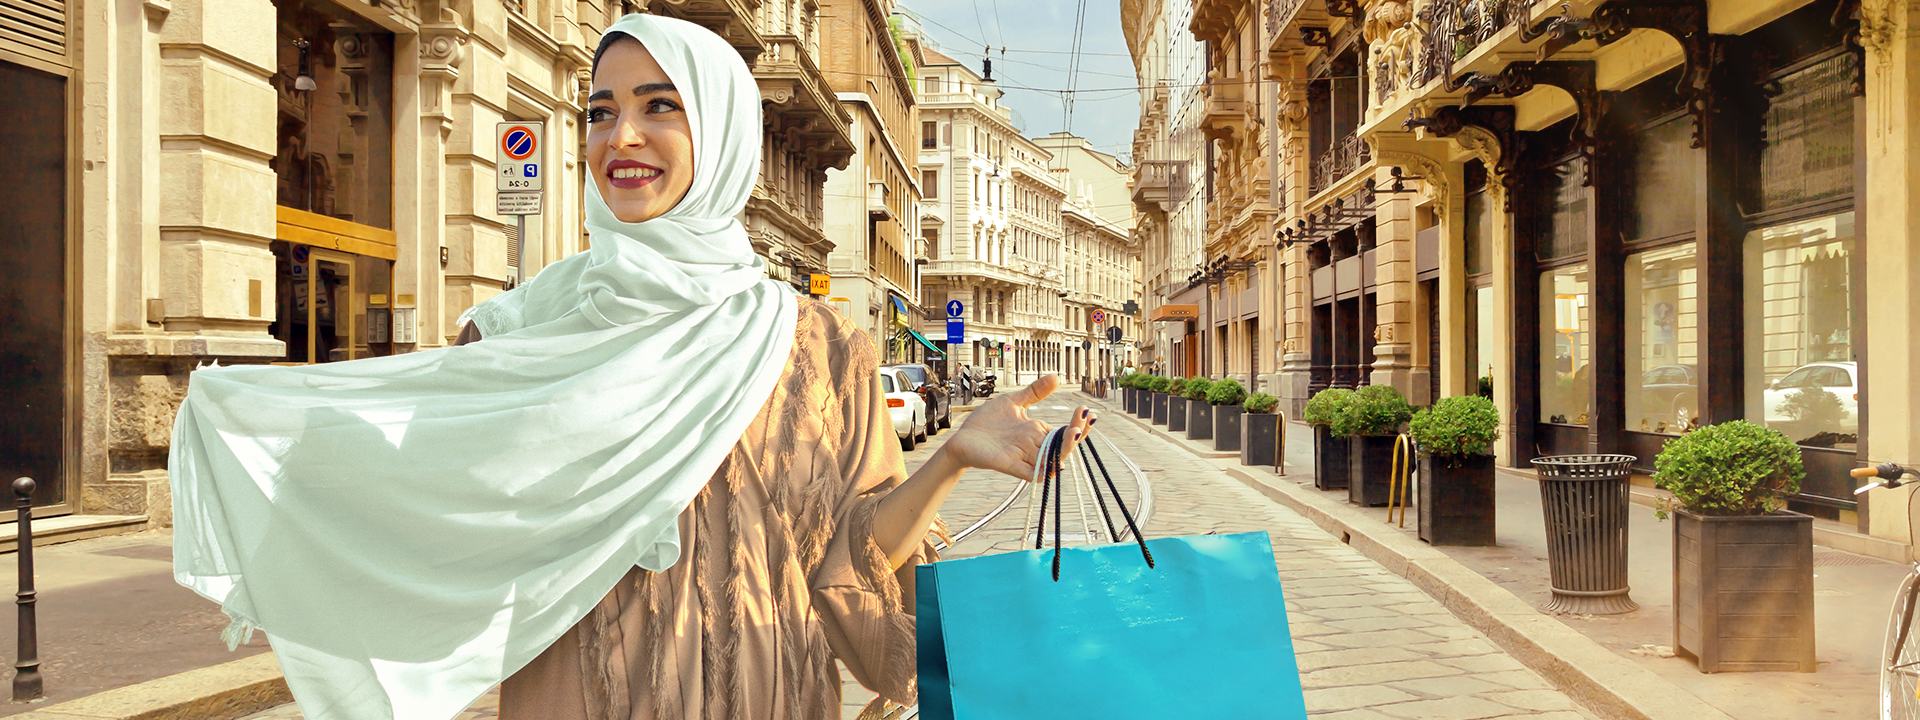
[1276,410,1287,476]
[1386,433,1415,528]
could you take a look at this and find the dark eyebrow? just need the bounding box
[586,83,678,104]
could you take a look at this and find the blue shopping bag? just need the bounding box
[914,428,1308,719]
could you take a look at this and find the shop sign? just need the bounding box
[809,274,831,296]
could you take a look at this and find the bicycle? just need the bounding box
[1852,462,1920,719]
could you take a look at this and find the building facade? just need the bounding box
[1123,0,1212,379]
[903,23,1058,382]
[819,0,926,364]
[2,0,856,530]
[1034,132,1144,385]
[1241,0,1918,549]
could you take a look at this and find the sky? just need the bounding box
[896,0,1141,164]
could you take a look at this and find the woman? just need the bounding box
[479,14,1091,719]
[169,13,1088,720]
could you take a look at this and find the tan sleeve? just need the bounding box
[807,305,944,706]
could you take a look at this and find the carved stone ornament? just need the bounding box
[1373,150,1448,208]
[1364,0,1419,105]
[419,9,469,71]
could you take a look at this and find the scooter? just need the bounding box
[975,373,998,398]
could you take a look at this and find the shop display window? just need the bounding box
[1742,212,1857,450]
[1624,243,1699,434]
[1539,264,1590,425]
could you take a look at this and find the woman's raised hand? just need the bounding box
[939,375,1094,481]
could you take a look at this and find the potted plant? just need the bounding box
[1653,420,1814,673]
[1209,379,1247,452]
[1149,376,1173,424]
[1119,373,1139,414]
[1333,385,1413,507]
[1408,396,1500,546]
[1241,392,1281,467]
[1184,378,1216,441]
[1303,388,1355,491]
[1166,377,1193,432]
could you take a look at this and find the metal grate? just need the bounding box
[2,0,68,63]
[1812,548,1887,568]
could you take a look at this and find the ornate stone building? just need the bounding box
[1123,0,1212,377]
[901,20,1069,382]
[1191,0,1282,394]
[1035,132,1143,385]
[4,0,854,534]
[819,0,925,364]
[1268,0,1918,551]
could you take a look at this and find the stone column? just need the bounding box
[155,0,279,343]
[1435,161,1468,399]
[395,6,466,347]
[1860,0,1920,543]
[1367,164,1418,397]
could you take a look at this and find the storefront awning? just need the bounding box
[904,328,945,358]
[1150,304,1199,321]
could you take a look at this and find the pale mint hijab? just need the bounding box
[169,14,796,719]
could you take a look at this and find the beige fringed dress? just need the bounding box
[468,299,942,720]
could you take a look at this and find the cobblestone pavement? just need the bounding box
[248,393,1594,720]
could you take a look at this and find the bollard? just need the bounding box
[12,478,40,702]
[1386,434,1415,529]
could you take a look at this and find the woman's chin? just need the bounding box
[607,199,664,223]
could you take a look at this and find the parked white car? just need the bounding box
[1762,361,1859,441]
[880,368,928,451]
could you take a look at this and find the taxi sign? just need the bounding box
[809,274,831,296]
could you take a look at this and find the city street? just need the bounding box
[244,392,1593,719]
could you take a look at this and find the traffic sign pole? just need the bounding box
[516,215,526,286]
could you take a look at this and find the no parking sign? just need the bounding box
[497,122,544,192]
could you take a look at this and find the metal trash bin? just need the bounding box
[1531,454,1639,615]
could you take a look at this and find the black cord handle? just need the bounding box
[1031,427,1155,581]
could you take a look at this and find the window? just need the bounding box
[922,121,937,149]
[1757,52,1854,212]
[924,76,941,94]
[921,169,937,199]
[1540,263,1591,425]
[1463,186,1492,276]
[1537,158,1588,260]
[1624,243,1699,433]
[1743,212,1857,449]
[1628,117,1696,241]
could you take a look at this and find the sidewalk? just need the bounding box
[1090,392,1896,720]
[0,531,272,717]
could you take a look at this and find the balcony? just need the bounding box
[1266,0,1306,42]
[1311,133,1370,195]
[1411,0,1542,88]
[868,181,891,220]
[1131,160,1186,213]
[1199,79,1249,142]
[753,35,854,169]
[923,258,1027,288]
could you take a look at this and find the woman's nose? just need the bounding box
[609,113,647,149]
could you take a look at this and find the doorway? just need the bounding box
[272,243,363,363]
[0,60,75,512]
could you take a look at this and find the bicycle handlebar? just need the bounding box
[1852,463,1913,496]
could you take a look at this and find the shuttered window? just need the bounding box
[2,0,70,67]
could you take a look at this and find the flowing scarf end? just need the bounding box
[220,612,259,651]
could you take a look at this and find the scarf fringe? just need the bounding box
[220,612,258,651]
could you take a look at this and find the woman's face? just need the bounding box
[586,39,695,223]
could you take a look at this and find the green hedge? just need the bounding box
[1409,396,1499,458]
[1302,388,1353,426]
[1207,379,1247,406]
[1653,420,1805,517]
[1330,385,1413,437]
[1180,377,1214,401]
[1243,392,1279,414]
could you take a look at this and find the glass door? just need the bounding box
[273,243,359,363]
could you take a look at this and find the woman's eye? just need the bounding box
[647,98,682,114]
[584,107,613,124]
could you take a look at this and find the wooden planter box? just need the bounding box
[1122,387,1137,414]
[1241,412,1279,467]
[1347,434,1397,507]
[1212,405,1243,452]
[1312,425,1349,490]
[1168,396,1189,431]
[1674,509,1815,673]
[1150,392,1169,423]
[1418,454,1495,546]
[1185,399,1212,440]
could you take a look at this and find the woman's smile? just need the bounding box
[607,159,664,190]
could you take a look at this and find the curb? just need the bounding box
[11,653,288,720]
[1079,393,1733,720]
